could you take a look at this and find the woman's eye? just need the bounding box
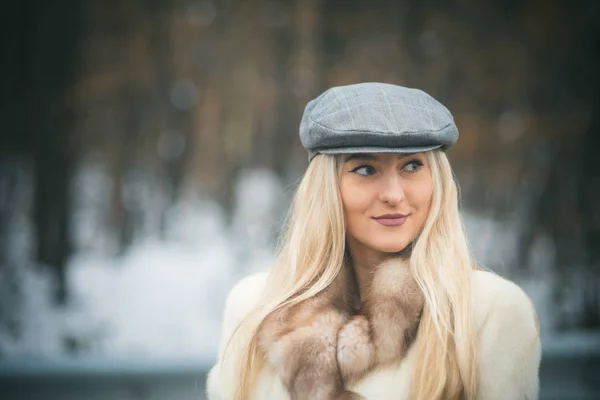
[350,165,376,176]
[403,159,424,173]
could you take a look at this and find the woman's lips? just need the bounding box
[373,214,408,227]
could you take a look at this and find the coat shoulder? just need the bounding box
[222,272,269,332]
[206,272,269,400]
[470,269,541,400]
[470,269,539,329]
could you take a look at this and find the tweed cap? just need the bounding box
[299,82,458,162]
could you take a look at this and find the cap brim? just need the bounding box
[317,144,443,156]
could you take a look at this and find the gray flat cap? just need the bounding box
[299,82,458,162]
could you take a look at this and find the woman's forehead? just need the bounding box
[343,152,424,162]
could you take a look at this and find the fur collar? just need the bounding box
[256,258,424,399]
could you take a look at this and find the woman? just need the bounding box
[207,83,541,400]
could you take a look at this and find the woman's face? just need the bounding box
[340,152,433,260]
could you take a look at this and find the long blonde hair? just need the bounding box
[221,150,478,399]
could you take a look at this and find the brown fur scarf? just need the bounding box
[257,257,425,400]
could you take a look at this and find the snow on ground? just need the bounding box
[0,165,280,360]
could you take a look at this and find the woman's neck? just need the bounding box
[351,253,383,303]
[347,240,412,305]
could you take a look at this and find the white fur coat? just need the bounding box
[207,270,541,400]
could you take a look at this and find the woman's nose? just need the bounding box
[379,176,406,205]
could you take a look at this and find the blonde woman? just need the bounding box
[207,83,541,400]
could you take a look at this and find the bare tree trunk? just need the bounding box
[26,0,82,304]
[579,107,600,328]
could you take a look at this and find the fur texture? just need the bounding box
[256,258,424,400]
[207,270,541,400]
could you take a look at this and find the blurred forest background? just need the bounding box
[0,0,599,362]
